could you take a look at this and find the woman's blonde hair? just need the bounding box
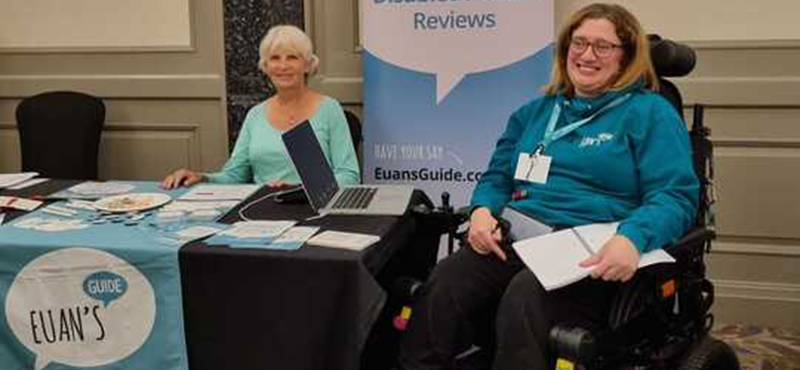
[258,25,320,77]
[543,3,658,96]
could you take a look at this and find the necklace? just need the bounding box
[274,92,308,127]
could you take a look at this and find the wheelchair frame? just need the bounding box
[548,40,740,369]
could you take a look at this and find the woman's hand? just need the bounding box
[161,169,205,189]
[579,235,640,282]
[266,179,290,189]
[467,207,507,261]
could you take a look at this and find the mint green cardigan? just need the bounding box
[206,96,360,186]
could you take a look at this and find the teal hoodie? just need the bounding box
[471,83,699,253]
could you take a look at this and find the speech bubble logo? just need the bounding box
[362,0,553,103]
[83,272,128,308]
[5,248,156,370]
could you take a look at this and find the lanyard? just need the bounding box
[535,93,632,154]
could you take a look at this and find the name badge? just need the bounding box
[514,152,551,184]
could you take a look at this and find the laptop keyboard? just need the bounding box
[331,187,378,210]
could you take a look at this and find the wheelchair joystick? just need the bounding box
[440,192,459,255]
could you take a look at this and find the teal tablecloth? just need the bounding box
[0,181,190,370]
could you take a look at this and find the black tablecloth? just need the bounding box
[179,186,440,370]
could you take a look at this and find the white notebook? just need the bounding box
[512,222,674,291]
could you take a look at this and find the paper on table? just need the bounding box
[306,230,381,251]
[205,220,296,246]
[219,220,296,238]
[0,172,38,188]
[68,181,135,196]
[231,226,320,250]
[161,200,239,212]
[12,217,89,232]
[0,196,43,211]
[156,225,228,247]
[175,225,226,240]
[272,226,319,244]
[178,184,259,201]
[512,222,675,291]
[7,177,48,190]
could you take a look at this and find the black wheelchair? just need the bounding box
[372,36,741,370]
[541,35,741,370]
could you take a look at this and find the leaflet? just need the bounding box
[179,184,259,201]
[0,172,38,188]
[205,220,296,246]
[307,230,381,251]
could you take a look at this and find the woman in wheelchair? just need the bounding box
[395,3,700,370]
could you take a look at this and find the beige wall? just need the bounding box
[309,0,800,329]
[0,0,228,180]
[0,0,192,50]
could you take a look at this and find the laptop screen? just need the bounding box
[281,121,340,212]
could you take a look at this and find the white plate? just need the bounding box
[93,193,172,213]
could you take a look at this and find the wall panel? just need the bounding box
[99,126,199,180]
[0,0,228,179]
[305,0,362,104]
[0,0,192,51]
[0,126,21,171]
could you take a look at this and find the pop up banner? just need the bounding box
[362,0,554,206]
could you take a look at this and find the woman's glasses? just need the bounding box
[569,37,623,58]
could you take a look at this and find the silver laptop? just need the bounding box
[282,121,414,216]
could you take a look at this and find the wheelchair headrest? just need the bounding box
[649,35,696,78]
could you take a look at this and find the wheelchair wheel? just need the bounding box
[677,335,740,370]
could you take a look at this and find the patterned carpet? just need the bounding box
[711,324,800,370]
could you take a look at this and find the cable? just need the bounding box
[237,191,280,222]
[304,213,327,222]
[236,186,326,222]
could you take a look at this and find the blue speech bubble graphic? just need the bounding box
[362,0,553,103]
[83,272,128,308]
[6,249,156,370]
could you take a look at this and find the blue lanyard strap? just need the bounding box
[537,93,632,153]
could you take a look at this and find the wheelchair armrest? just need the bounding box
[658,226,715,268]
[619,227,713,281]
[601,227,714,312]
[411,201,469,235]
[663,227,715,255]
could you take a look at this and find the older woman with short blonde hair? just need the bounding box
[163,25,359,189]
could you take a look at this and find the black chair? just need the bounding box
[15,91,106,180]
[344,109,364,181]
